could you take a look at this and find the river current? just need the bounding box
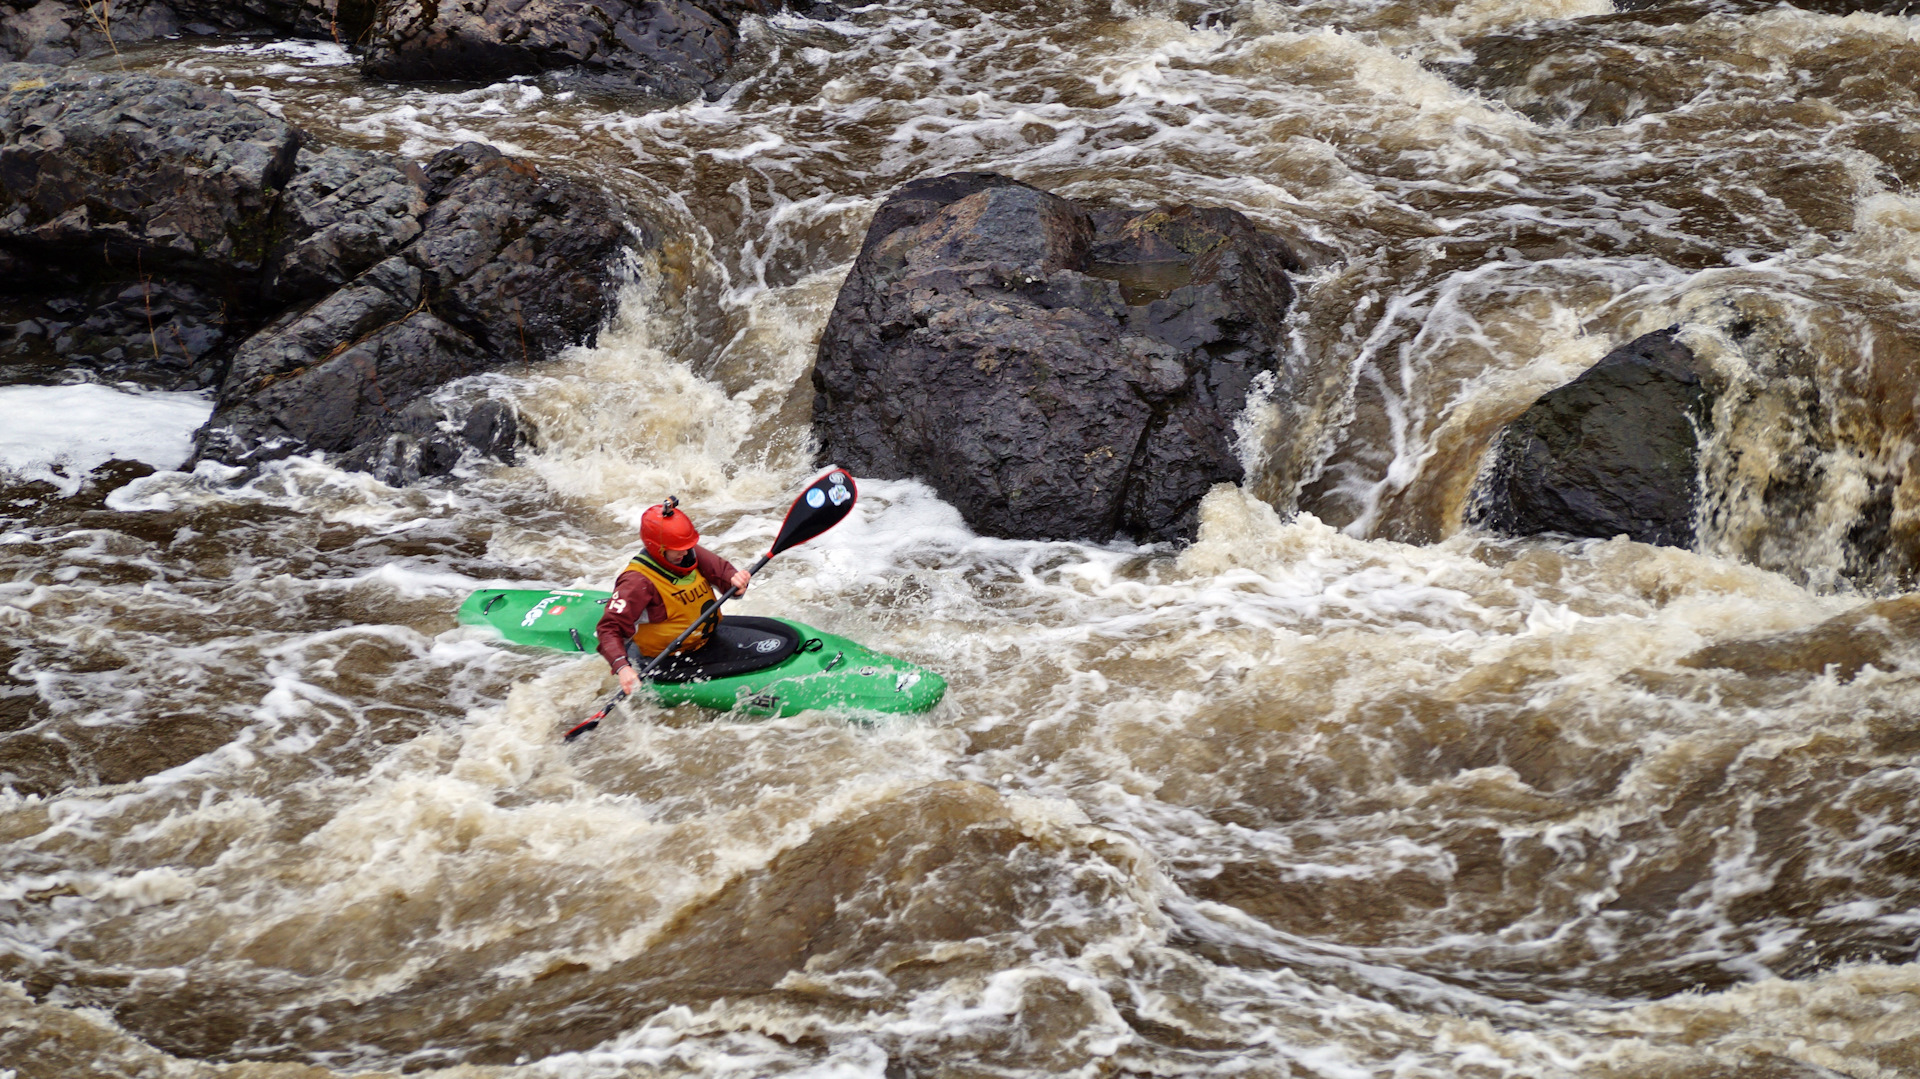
[5,1,1920,1076]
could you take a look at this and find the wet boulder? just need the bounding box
[403,142,630,364]
[0,62,300,283]
[1470,329,1713,547]
[0,65,633,483]
[166,0,361,39]
[361,0,776,100]
[811,172,1301,544]
[1,0,180,64]
[267,144,430,302]
[3,1,779,99]
[198,142,629,478]
[0,62,309,387]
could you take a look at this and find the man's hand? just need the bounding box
[618,666,640,694]
[731,568,752,593]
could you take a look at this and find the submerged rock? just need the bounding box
[1679,595,1920,682]
[1450,2,1920,130]
[93,779,1121,1064]
[812,172,1301,544]
[0,65,633,483]
[1470,329,1712,548]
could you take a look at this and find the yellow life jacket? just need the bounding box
[626,551,718,656]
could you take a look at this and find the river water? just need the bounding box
[5,1,1920,1076]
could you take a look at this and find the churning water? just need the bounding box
[6,1,1920,1076]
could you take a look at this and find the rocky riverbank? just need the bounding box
[0,61,637,482]
[2,0,798,101]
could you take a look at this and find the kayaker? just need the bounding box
[594,497,752,693]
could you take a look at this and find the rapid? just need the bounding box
[5,0,1920,1075]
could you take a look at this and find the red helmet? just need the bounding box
[640,497,700,569]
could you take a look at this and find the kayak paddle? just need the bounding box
[563,468,859,741]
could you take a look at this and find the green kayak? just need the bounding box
[456,587,946,719]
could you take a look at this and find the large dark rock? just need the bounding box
[197,142,629,474]
[812,172,1301,545]
[0,62,306,387]
[3,0,177,64]
[360,0,775,100]
[0,65,632,483]
[0,62,300,283]
[405,142,629,362]
[168,0,366,39]
[1470,329,1712,547]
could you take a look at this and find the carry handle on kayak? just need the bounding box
[564,468,859,741]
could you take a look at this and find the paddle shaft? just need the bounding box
[564,553,769,739]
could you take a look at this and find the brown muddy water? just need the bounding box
[6,1,1920,1076]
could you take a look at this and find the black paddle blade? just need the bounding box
[768,468,857,557]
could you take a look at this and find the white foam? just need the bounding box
[196,40,356,67]
[0,384,211,497]
[334,83,546,159]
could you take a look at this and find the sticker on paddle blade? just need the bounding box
[770,468,859,555]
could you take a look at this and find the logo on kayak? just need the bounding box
[895,672,921,693]
[549,605,567,616]
[828,485,850,506]
[755,638,782,653]
[521,596,559,626]
[807,488,826,508]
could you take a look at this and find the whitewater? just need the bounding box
[4,1,1920,1076]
